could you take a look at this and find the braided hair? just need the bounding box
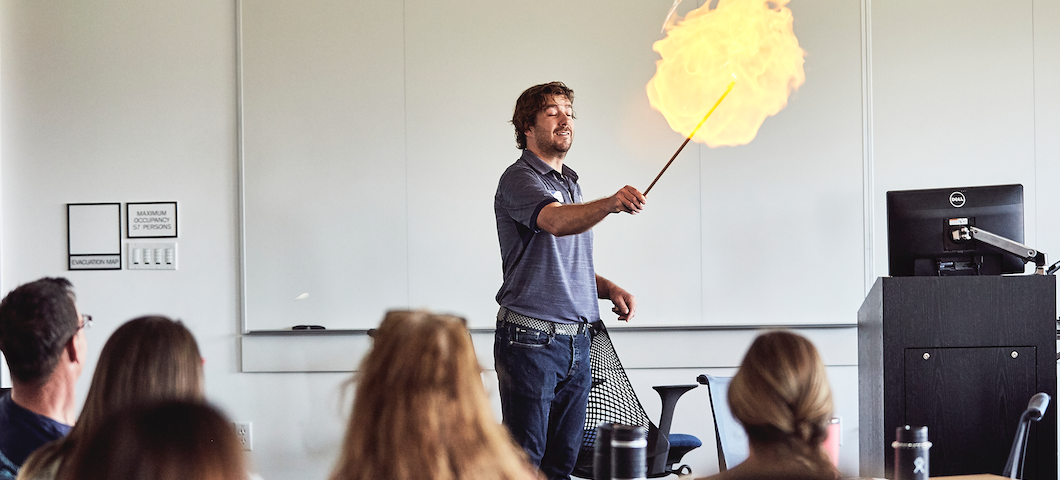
[728,330,835,474]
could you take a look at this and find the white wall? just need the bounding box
[0,1,352,478]
[866,0,1046,278]
[239,0,865,332]
[1032,0,1060,302]
[1,1,1057,480]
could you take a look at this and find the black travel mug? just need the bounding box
[610,424,647,480]
[892,425,931,480]
[593,423,613,480]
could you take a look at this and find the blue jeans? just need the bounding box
[495,318,591,480]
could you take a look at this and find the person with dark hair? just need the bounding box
[0,278,87,479]
[697,331,837,480]
[54,400,246,480]
[330,310,536,480]
[18,316,205,480]
[494,81,646,479]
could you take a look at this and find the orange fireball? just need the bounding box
[647,0,805,147]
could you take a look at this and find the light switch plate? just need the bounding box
[127,242,177,270]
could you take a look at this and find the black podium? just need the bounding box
[858,275,1056,479]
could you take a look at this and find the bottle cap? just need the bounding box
[896,425,928,443]
[611,424,647,444]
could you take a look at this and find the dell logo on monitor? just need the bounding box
[949,191,966,208]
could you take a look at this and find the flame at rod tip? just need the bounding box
[648,0,806,148]
[643,81,735,196]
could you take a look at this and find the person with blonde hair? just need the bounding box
[18,316,204,480]
[54,400,246,480]
[699,331,837,480]
[329,310,537,480]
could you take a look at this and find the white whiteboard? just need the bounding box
[239,0,866,331]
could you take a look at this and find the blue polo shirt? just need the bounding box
[0,391,70,471]
[494,150,600,325]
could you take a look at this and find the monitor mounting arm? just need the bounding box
[953,226,1049,275]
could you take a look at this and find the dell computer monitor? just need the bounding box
[887,184,1025,276]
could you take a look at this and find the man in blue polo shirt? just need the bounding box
[0,278,87,478]
[494,81,646,480]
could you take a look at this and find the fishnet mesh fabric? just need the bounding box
[579,323,651,454]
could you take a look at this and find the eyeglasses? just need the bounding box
[79,314,93,330]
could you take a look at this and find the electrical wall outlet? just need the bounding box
[234,421,252,451]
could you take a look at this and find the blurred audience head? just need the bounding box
[329,309,533,480]
[0,277,81,386]
[20,315,205,478]
[78,315,204,424]
[56,400,245,480]
[728,330,834,475]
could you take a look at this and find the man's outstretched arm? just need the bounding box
[536,185,646,236]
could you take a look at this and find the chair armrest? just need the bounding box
[647,384,697,472]
[653,384,698,439]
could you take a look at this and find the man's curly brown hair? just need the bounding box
[510,81,575,150]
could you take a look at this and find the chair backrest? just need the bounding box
[1003,392,1051,479]
[702,375,749,471]
[580,322,652,451]
[572,322,652,478]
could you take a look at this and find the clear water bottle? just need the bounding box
[892,425,931,480]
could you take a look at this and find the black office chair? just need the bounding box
[1002,392,1051,479]
[571,321,701,479]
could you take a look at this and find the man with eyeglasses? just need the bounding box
[0,277,88,479]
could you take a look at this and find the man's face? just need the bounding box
[526,95,574,157]
[71,304,88,377]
